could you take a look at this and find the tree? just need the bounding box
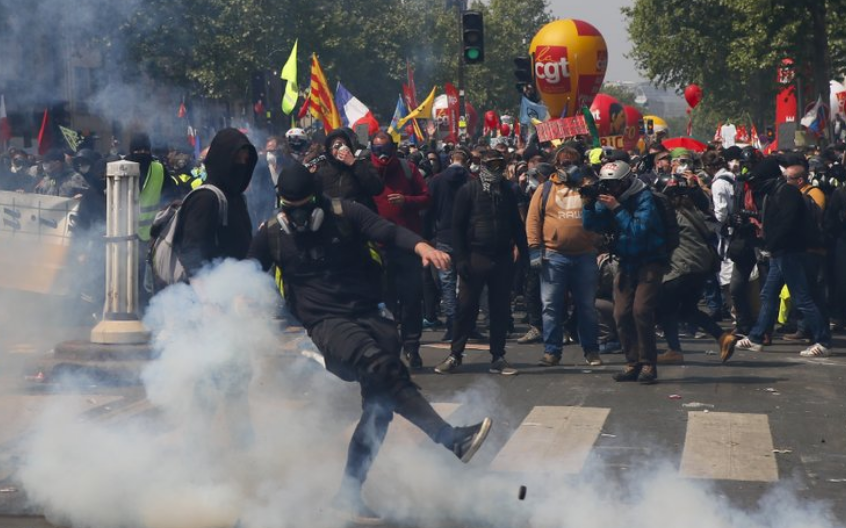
[623,0,846,140]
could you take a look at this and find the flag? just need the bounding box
[302,54,342,134]
[444,83,460,142]
[59,126,81,152]
[406,60,418,109]
[37,108,53,155]
[280,39,299,115]
[397,86,436,142]
[296,87,311,120]
[387,96,409,143]
[0,95,10,145]
[750,124,761,149]
[581,106,601,147]
[519,97,549,125]
[736,124,749,144]
[801,96,827,136]
[177,99,187,119]
[714,121,722,142]
[187,126,196,148]
[335,82,380,136]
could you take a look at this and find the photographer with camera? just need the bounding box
[315,128,383,212]
[582,161,672,384]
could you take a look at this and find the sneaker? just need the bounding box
[718,331,738,363]
[735,337,763,353]
[783,331,810,342]
[693,331,708,339]
[452,418,492,463]
[404,351,423,369]
[799,343,832,357]
[434,354,461,374]
[422,318,443,329]
[599,340,622,354]
[637,364,658,384]
[330,493,384,526]
[537,353,561,366]
[612,364,641,382]
[584,352,603,366]
[657,349,684,364]
[489,356,519,375]
[517,326,543,344]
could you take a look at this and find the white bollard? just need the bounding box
[90,160,150,344]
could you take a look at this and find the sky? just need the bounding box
[547,0,643,83]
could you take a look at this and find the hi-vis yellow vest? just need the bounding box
[138,161,165,241]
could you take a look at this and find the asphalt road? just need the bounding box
[1,320,845,527]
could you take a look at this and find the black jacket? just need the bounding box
[423,164,469,245]
[177,128,257,276]
[757,178,807,256]
[314,129,383,211]
[247,197,422,328]
[452,178,528,264]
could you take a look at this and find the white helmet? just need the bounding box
[598,161,632,181]
[285,127,308,141]
[285,128,309,155]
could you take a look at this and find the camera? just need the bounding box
[578,180,615,200]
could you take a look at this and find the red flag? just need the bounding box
[736,125,749,143]
[37,108,53,155]
[714,121,722,142]
[301,54,342,134]
[177,100,187,119]
[0,95,11,145]
[402,84,415,114]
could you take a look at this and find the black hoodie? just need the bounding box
[423,164,470,245]
[314,128,383,211]
[177,128,258,276]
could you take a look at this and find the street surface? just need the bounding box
[1,320,845,527]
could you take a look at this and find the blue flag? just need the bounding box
[387,95,408,143]
[519,97,549,125]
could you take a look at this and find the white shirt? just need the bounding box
[711,168,736,225]
[720,124,737,147]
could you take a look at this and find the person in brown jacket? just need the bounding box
[526,146,601,367]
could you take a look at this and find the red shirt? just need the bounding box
[372,156,430,235]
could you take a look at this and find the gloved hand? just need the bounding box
[529,248,543,269]
[456,260,472,279]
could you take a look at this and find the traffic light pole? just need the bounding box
[456,0,466,139]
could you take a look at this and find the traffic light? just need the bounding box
[462,11,484,64]
[514,56,532,92]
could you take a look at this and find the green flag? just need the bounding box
[281,39,298,115]
[581,106,600,148]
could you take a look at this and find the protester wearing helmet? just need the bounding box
[582,161,670,384]
[285,128,310,163]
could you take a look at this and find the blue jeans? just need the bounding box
[540,251,599,355]
[749,253,831,346]
[436,242,457,321]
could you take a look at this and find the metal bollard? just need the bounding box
[90,160,150,344]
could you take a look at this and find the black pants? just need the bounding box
[309,314,451,491]
[383,248,424,354]
[730,256,758,334]
[451,252,513,358]
[835,239,846,324]
[422,264,441,322]
[659,272,726,352]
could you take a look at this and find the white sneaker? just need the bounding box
[735,337,763,352]
[800,343,831,357]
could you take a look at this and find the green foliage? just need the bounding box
[623,0,846,138]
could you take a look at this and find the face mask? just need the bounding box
[469,163,479,173]
[78,163,91,174]
[279,198,324,234]
[728,160,740,173]
[12,158,25,169]
[266,152,277,166]
[371,143,394,161]
[559,165,582,184]
[232,163,252,190]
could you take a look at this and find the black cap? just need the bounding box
[748,156,782,182]
[723,145,743,161]
[276,162,317,201]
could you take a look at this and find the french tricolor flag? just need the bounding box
[335,82,380,136]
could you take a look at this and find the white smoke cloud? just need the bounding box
[11,258,842,528]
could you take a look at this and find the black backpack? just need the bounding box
[801,186,825,249]
[651,190,681,253]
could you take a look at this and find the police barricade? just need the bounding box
[0,191,81,295]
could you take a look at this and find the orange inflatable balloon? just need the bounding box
[622,105,643,151]
[530,19,608,119]
[590,94,625,137]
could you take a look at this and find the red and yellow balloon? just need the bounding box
[529,19,608,119]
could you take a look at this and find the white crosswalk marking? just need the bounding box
[679,411,778,482]
[490,406,610,473]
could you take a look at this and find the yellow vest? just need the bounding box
[138,161,165,241]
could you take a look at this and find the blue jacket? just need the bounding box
[582,186,668,272]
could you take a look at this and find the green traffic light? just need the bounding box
[466,48,480,60]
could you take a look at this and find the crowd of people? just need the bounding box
[4,121,846,523]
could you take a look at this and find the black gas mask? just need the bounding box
[278,196,325,235]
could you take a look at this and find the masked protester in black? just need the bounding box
[177,128,258,277]
[314,128,384,212]
[247,164,492,526]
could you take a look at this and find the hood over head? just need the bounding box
[204,128,258,194]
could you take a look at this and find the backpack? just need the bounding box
[801,186,825,248]
[651,190,681,253]
[148,184,228,288]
